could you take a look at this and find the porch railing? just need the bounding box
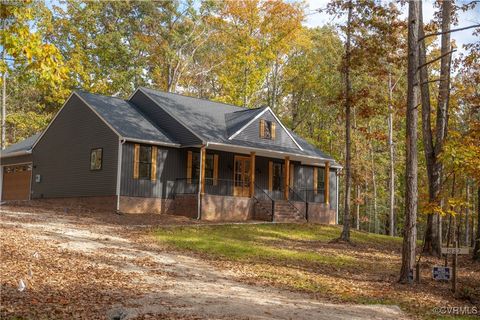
[253,183,275,221]
[300,189,326,203]
[204,178,236,196]
[173,178,199,195]
[288,187,305,203]
[174,178,249,197]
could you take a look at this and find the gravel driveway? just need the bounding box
[0,206,408,319]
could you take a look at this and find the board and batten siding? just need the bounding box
[32,94,118,198]
[232,110,299,150]
[121,143,185,198]
[121,146,237,198]
[129,90,201,145]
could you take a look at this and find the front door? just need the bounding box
[234,156,250,197]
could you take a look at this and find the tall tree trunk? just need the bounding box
[1,12,6,150]
[370,128,378,234]
[356,184,360,230]
[388,72,395,236]
[473,187,480,261]
[419,0,452,257]
[340,0,353,242]
[399,0,420,284]
[471,194,476,248]
[465,182,470,246]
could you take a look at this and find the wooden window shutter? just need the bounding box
[133,144,140,179]
[313,167,318,194]
[187,151,192,184]
[213,154,219,186]
[268,161,273,191]
[150,146,157,181]
[271,122,276,140]
[259,119,265,138]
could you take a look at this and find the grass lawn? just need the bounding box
[153,223,480,319]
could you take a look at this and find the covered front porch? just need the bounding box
[171,144,338,223]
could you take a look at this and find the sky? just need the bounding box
[304,0,480,55]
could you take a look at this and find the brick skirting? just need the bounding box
[307,202,336,224]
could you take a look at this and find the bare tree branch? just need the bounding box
[418,24,480,42]
[418,49,456,71]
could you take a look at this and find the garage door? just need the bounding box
[2,164,32,200]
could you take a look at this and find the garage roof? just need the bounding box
[1,133,41,158]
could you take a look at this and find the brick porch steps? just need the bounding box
[274,200,306,223]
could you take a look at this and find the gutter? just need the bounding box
[116,138,126,213]
[0,149,32,158]
[207,142,343,169]
[123,137,180,148]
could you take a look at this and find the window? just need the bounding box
[317,167,325,192]
[259,119,276,140]
[90,148,103,170]
[133,144,157,181]
[138,145,152,179]
[191,152,214,184]
[272,162,283,191]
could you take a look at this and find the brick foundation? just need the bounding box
[201,194,253,221]
[173,194,198,218]
[307,203,336,224]
[119,196,174,214]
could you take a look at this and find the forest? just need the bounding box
[1,0,479,274]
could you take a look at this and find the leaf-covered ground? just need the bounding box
[154,224,480,319]
[1,205,407,320]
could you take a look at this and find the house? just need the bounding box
[0,87,341,223]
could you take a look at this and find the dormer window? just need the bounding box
[259,119,276,140]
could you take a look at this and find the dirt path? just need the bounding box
[0,207,408,319]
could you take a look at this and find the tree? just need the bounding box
[474,187,480,261]
[213,0,304,107]
[340,0,353,241]
[399,0,420,283]
[1,0,67,147]
[419,0,454,257]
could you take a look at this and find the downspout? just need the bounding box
[197,142,208,220]
[336,170,340,224]
[116,138,126,213]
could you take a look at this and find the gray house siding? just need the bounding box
[120,143,184,198]
[329,169,338,210]
[120,146,242,198]
[130,90,201,145]
[1,154,33,166]
[232,110,299,150]
[32,94,119,198]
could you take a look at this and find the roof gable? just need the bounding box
[225,107,266,137]
[228,108,303,151]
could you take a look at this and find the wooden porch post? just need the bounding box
[284,156,290,200]
[250,152,255,197]
[200,146,206,195]
[325,161,330,205]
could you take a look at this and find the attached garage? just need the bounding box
[2,164,32,200]
[1,133,40,202]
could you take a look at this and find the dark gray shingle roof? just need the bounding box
[225,107,266,137]
[76,91,177,145]
[1,133,41,157]
[139,87,243,142]
[139,87,337,162]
